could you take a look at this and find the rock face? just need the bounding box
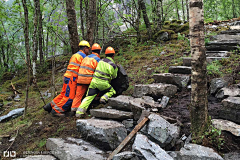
[212,119,240,136]
[178,143,223,160]
[46,137,106,160]
[13,155,57,160]
[133,83,177,99]
[210,78,228,95]
[111,64,129,96]
[140,113,180,148]
[76,119,127,150]
[168,66,192,74]
[90,108,133,120]
[153,73,190,89]
[215,86,240,99]
[108,95,134,111]
[113,151,140,160]
[132,133,174,160]
[219,97,240,123]
[0,108,25,122]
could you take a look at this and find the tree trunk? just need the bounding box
[87,0,96,45]
[84,0,89,40]
[156,0,162,31]
[38,1,43,65]
[80,0,85,39]
[186,0,189,21]
[232,0,236,18]
[66,0,80,54]
[138,0,152,39]
[182,0,185,21]
[51,33,56,98]
[189,0,209,143]
[33,0,39,78]
[175,0,180,20]
[1,44,8,70]
[22,0,30,118]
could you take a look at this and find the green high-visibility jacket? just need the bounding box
[92,57,118,84]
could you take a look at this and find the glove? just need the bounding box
[76,110,85,118]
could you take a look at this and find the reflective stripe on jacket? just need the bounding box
[64,51,86,78]
[77,52,101,84]
[93,57,118,82]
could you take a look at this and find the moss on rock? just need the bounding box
[171,19,177,23]
[176,22,189,33]
[164,21,170,25]
[177,20,182,24]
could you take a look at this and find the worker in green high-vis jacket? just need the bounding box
[76,46,118,118]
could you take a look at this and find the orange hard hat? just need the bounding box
[105,47,115,55]
[92,43,101,50]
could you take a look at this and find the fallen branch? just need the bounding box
[6,128,19,152]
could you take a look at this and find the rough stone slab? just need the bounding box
[210,78,228,95]
[212,119,240,136]
[46,137,106,160]
[132,133,174,160]
[122,119,135,133]
[179,143,223,160]
[90,108,133,120]
[113,151,140,160]
[160,96,170,109]
[182,57,229,66]
[219,108,240,124]
[108,95,134,111]
[216,87,240,99]
[223,152,240,160]
[129,98,146,120]
[0,108,25,122]
[169,66,192,74]
[76,119,127,150]
[206,40,240,51]
[209,34,240,41]
[140,113,180,148]
[222,97,240,110]
[220,29,240,35]
[153,73,190,89]
[206,51,229,57]
[133,83,177,98]
[13,155,57,160]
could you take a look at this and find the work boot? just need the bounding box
[51,109,65,117]
[99,98,107,104]
[43,103,52,113]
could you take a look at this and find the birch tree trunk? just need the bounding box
[189,0,209,143]
[22,0,30,117]
[38,1,44,65]
[33,0,39,78]
[182,0,185,21]
[66,0,80,54]
[156,0,162,31]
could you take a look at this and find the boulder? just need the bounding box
[13,155,57,160]
[0,108,25,122]
[206,40,240,51]
[122,119,135,133]
[113,151,140,160]
[212,119,240,136]
[90,108,133,120]
[210,78,228,95]
[46,137,106,160]
[140,113,180,148]
[179,143,223,160]
[133,83,177,99]
[215,87,240,99]
[223,152,240,160]
[222,97,240,110]
[168,66,192,74]
[76,119,127,150]
[108,95,134,111]
[132,133,174,160]
[159,96,170,109]
[219,108,240,124]
[153,73,190,89]
[182,57,191,66]
[129,98,146,120]
[111,64,129,96]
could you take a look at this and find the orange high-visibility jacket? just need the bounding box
[77,52,101,84]
[64,51,87,78]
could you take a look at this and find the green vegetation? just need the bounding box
[207,61,223,76]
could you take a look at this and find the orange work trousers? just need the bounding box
[71,84,89,111]
[51,76,77,114]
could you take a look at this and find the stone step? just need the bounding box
[90,108,133,120]
[212,119,240,137]
[153,73,190,89]
[206,51,229,57]
[76,119,127,150]
[182,57,229,66]
[133,83,177,99]
[107,95,134,111]
[220,29,240,35]
[13,155,57,160]
[206,40,240,51]
[46,137,106,160]
[169,66,191,74]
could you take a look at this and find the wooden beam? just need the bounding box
[107,117,149,160]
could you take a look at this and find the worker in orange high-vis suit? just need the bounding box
[43,40,91,116]
[71,43,102,112]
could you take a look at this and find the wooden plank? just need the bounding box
[107,117,149,160]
